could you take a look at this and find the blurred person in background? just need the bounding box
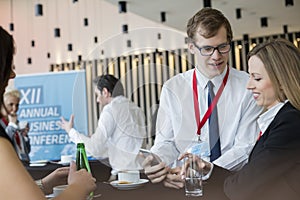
[1,88,31,163]
[61,74,147,181]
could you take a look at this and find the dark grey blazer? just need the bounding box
[224,102,300,200]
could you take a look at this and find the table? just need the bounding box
[26,160,229,200]
[26,160,112,182]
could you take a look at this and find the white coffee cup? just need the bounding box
[60,155,73,163]
[118,170,140,184]
[53,184,68,196]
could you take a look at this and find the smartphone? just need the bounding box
[139,149,162,166]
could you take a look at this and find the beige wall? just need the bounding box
[0,0,187,76]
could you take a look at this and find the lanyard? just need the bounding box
[192,66,230,136]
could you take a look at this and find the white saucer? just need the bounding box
[57,161,70,166]
[29,163,47,167]
[49,161,70,166]
[30,160,48,164]
[110,179,149,190]
[45,194,55,199]
[46,193,99,199]
[30,160,48,167]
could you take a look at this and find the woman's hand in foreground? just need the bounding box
[55,161,96,199]
[41,166,69,195]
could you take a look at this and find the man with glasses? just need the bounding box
[143,8,262,189]
[193,43,231,57]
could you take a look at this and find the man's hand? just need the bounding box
[142,154,169,183]
[179,152,212,179]
[163,167,185,189]
[60,114,74,133]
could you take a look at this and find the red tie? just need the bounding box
[15,132,21,148]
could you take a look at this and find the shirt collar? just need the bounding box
[110,95,123,103]
[257,101,287,134]
[195,66,228,90]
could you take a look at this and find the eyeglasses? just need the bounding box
[193,42,231,56]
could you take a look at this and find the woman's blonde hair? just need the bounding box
[248,38,300,110]
[4,89,20,100]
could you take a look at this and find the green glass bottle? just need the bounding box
[76,143,91,172]
[76,143,93,198]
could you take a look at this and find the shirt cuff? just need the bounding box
[68,128,83,143]
[202,162,214,181]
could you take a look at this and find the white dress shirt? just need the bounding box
[257,101,286,136]
[68,96,147,172]
[151,67,263,170]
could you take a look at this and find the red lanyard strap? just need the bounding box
[192,66,230,135]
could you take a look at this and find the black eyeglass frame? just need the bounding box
[193,42,231,56]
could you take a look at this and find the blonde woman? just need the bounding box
[224,38,300,200]
[1,89,31,162]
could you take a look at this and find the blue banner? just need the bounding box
[14,70,88,161]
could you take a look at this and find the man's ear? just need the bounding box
[188,42,196,54]
[102,88,111,97]
[102,88,108,97]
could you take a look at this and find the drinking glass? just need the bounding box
[184,154,203,197]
